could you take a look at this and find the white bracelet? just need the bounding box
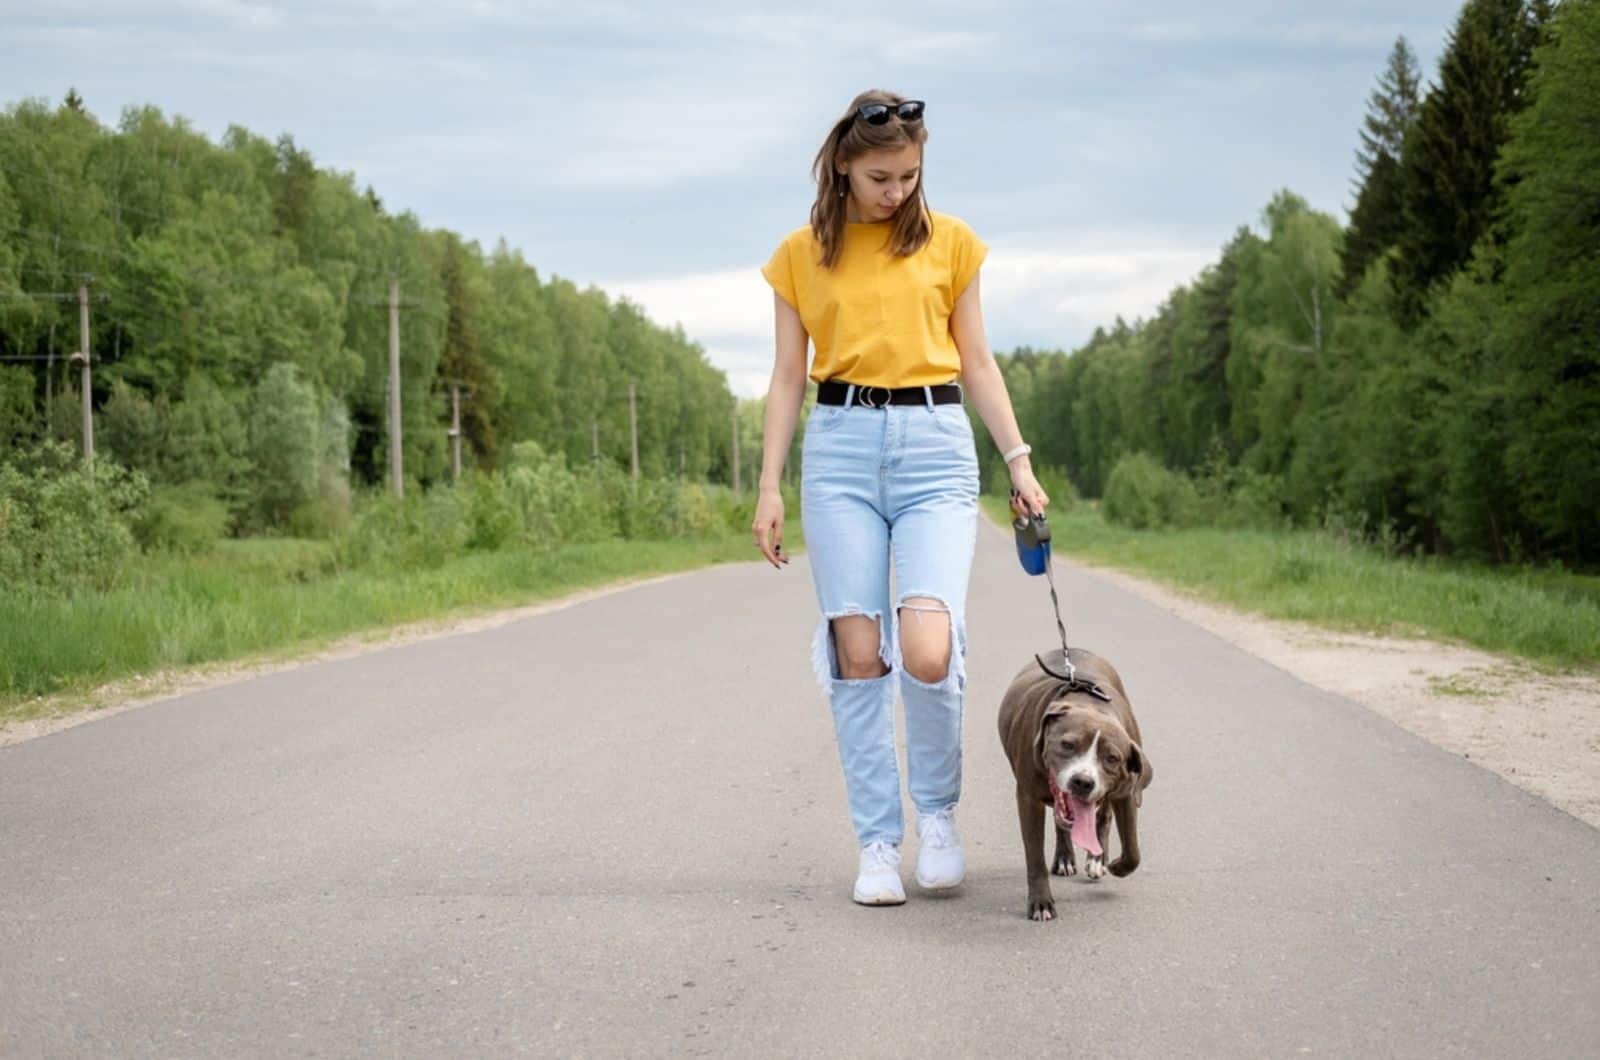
[1002,442,1032,464]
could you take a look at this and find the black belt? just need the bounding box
[816,379,963,408]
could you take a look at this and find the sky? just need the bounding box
[3,1,1466,398]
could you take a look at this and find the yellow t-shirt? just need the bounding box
[760,208,988,388]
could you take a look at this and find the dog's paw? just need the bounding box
[1109,856,1139,878]
[1027,895,1057,922]
[1051,850,1076,877]
[1084,854,1106,880]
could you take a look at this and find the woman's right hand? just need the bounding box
[752,486,790,569]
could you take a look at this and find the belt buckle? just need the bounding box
[857,385,890,409]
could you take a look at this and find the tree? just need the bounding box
[101,377,169,476]
[1389,0,1551,326]
[165,374,250,517]
[0,365,38,449]
[1337,36,1422,299]
[1227,191,1341,476]
[1465,0,1593,560]
[438,233,500,469]
[271,133,317,259]
[247,362,320,527]
[1166,226,1250,467]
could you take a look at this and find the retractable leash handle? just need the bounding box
[1011,490,1078,683]
[1012,506,1052,575]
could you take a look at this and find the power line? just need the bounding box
[0,291,110,302]
[15,265,97,281]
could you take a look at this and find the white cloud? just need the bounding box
[679,8,997,60]
[980,241,1218,332]
[1130,17,1412,47]
[397,101,791,192]
[22,0,286,26]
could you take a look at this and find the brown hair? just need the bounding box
[808,89,932,269]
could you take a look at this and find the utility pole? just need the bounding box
[449,382,462,483]
[591,419,599,466]
[69,282,93,468]
[731,404,740,495]
[628,379,639,486]
[45,321,54,408]
[388,277,403,498]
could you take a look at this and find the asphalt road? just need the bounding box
[3,515,1598,1057]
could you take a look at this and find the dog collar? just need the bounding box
[1034,652,1112,702]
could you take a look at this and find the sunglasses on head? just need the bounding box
[856,100,925,125]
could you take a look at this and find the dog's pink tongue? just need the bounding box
[1069,797,1101,856]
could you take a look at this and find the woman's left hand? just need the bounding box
[1008,463,1048,519]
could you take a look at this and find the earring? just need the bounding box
[837,178,847,198]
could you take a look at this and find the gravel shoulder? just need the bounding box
[1055,551,1600,829]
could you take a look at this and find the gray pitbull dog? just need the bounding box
[997,646,1153,922]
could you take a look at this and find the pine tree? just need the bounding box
[1487,0,1600,558]
[1336,37,1421,300]
[1388,0,1550,327]
[62,87,85,114]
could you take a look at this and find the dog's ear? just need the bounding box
[1035,704,1071,767]
[1127,740,1152,806]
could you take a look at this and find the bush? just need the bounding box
[327,439,767,574]
[1230,468,1290,530]
[610,473,725,540]
[504,441,616,549]
[463,469,521,550]
[331,485,470,573]
[132,481,229,555]
[673,480,720,537]
[1030,462,1080,512]
[0,440,150,595]
[1191,443,1288,530]
[1102,452,1198,530]
[285,492,353,540]
[1316,489,1419,559]
[984,457,1079,513]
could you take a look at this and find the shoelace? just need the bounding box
[861,840,899,871]
[919,809,958,849]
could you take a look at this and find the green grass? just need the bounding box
[1,523,810,725]
[13,493,1596,731]
[979,497,1600,671]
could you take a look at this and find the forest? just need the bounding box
[0,87,743,529]
[1004,0,1595,564]
[2,0,1596,593]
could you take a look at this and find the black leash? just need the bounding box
[1012,492,1112,703]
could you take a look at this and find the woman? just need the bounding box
[753,89,1048,906]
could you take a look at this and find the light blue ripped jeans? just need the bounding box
[800,381,980,847]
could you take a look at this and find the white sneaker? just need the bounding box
[915,806,966,889]
[852,840,907,905]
